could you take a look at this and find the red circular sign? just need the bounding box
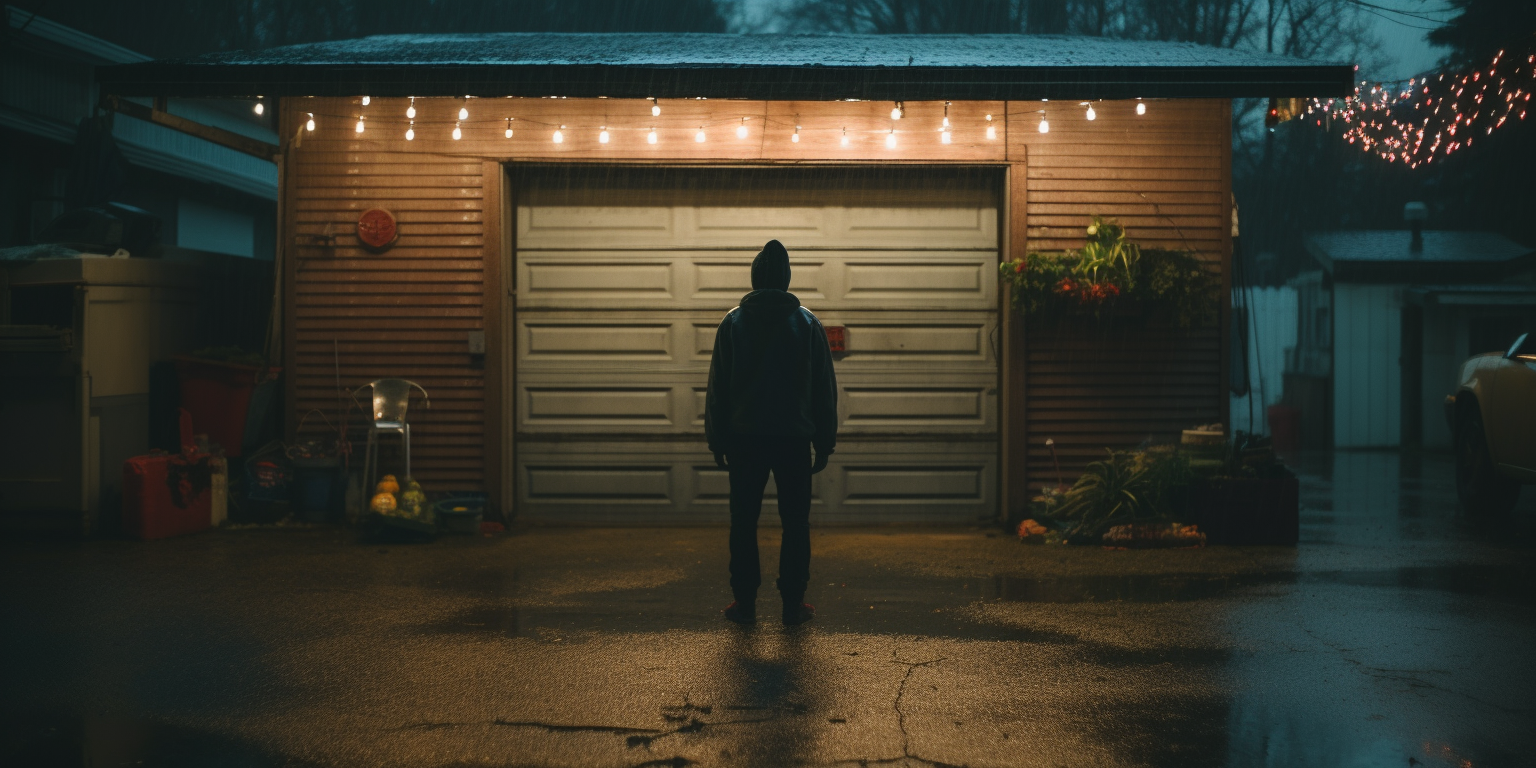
[356,208,398,251]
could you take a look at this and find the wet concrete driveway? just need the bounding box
[3,451,1535,767]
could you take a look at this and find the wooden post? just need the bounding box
[481,160,507,520]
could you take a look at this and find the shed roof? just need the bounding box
[1305,230,1536,283]
[96,32,1353,101]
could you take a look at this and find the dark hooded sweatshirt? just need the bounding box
[705,240,838,457]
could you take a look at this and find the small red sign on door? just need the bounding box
[825,325,847,353]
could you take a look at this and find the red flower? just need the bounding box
[1014,261,1026,273]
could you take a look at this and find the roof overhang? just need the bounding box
[96,33,1355,101]
[1305,230,1536,284]
[1405,285,1536,307]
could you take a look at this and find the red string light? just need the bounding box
[1301,46,1535,169]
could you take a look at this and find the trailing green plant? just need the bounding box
[1028,446,1197,541]
[999,215,1219,327]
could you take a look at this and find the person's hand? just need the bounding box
[811,450,830,475]
[714,452,729,470]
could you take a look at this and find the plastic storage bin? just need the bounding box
[174,356,280,458]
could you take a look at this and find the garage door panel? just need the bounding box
[524,464,674,503]
[522,259,675,301]
[516,251,995,310]
[843,387,992,428]
[521,206,676,245]
[522,322,675,361]
[518,311,995,370]
[513,440,995,523]
[519,205,995,250]
[522,386,679,429]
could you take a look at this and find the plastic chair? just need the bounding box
[353,379,430,492]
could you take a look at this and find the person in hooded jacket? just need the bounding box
[706,239,838,626]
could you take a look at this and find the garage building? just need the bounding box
[97,34,1353,523]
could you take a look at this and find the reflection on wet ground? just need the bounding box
[992,563,1536,603]
[1,450,1533,767]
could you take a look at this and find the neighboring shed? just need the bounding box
[1296,226,1536,449]
[97,32,1352,523]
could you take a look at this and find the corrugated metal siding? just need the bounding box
[1332,283,1402,447]
[287,149,487,491]
[1230,286,1298,436]
[1008,99,1230,491]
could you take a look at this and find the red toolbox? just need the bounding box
[123,451,215,540]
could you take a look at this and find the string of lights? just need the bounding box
[1295,46,1534,168]
[280,97,1151,143]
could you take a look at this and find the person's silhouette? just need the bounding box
[705,239,838,626]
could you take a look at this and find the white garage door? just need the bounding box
[512,167,999,523]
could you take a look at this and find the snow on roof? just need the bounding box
[98,32,1353,101]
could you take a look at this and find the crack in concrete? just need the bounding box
[825,654,963,768]
[1304,629,1530,715]
[492,719,662,735]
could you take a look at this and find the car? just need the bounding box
[1446,332,1536,516]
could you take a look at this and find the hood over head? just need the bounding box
[751,239,791,291]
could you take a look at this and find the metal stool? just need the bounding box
[354,378,430,491]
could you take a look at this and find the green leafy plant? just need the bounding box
[999,215,1219,327]
[1028,446,1196,541]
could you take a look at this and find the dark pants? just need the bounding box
[727,435,812,607]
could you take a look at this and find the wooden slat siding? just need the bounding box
[282,101,489,492]
[1007,99,1230,491]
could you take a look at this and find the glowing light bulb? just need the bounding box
[505,118,514,138]
[885,129,896,148]
[1037,115,1049,133]
[452,122,462,140]
[941,129,952,144]
[841,127,849,147]
[406,98,416,119]
[305,113,315,132]
[253,99,264,116]
[792,125,800,143]
[1136,99,1146,116]
[405,122,415,141]
[647,128,657,144]
[355,117,365,133]
[695,127,706,143]
[1086,104,1097,121]
[361,95,370,106]
[599,126,610,144]
[737,118,748,139]
[985,114,996,139]
[891,101,904,120]
[458,105,469,120]
[651,98,660,117]
[553,126,564,143]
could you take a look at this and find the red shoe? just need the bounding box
[783,602,815,626]
[723,601,756,624]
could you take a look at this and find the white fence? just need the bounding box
[1229,286,1297,437]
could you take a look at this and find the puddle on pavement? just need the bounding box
[1,712,303,767]
[426,606,521,638]
[991,572,1295,603]
[992,565,1536,603]
[1307,564,1536,599]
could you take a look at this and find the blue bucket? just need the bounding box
[433,495,486,534]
